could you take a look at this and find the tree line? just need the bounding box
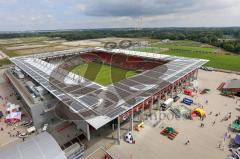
[0,28,240,54]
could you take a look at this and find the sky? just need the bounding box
[0,0,240,31]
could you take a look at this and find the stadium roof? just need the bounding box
[10,48,208,129]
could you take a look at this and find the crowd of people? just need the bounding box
[183,89,239,153]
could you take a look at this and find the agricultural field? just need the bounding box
[71,62,137,86]
[1,37,240,72]
[133,47,240,72]
[0,37,154,58]
[0,37,153,67]
[0,37,76,57]
[151,40,218,52]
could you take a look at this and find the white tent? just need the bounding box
[5,112,21,123]
[6,103,20,113]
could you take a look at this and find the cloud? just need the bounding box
[75,0,238,17]
[75,4,86,12]
[75,0,188,17]
[0,0,240,31]
[0,0,18,5]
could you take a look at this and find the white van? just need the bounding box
[161,98,174,111]
[42,124,48,132]
[27,126,36,134]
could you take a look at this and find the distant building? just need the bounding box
[161,39,171,43]
[222,79,240,95]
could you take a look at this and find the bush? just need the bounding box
[0,58,12,67]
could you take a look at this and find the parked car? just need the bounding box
[20,120,33,127]
[42,124,48,132]
[173,96,180,102]
[206,67,214,71]
[27,126,36,134]
[18,132,28,138]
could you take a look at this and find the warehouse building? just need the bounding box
[222,79,240,95]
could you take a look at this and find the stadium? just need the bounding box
[4,47,208,149]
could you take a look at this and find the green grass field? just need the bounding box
[151,42,217,52]
[168,40,203,47]
[71,62,137,86]
[133,47,240,72]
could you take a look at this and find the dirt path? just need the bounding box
[0,50,8,60]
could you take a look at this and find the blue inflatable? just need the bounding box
[235,134,240,145]
[182,97,193,105]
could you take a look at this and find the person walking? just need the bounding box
[224,132,227,141]
[212,121,216,126]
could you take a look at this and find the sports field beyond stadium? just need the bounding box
[133,47,240,72]
[71,62,137,86]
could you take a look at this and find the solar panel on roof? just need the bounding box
[79,95,99,108]
[64,85,82,92]
[52,90,62,96]
[70,101,86,112]
[106,106,126,118]
[58,95,70,102]
[105,91,119,102]
[130,75,158,84]
[120,79,140,86]
[111,84,138,94]
[142,70,165,79]
[71,86,97,95]
[109,87,131,99]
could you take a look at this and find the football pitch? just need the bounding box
[71,62,137,86]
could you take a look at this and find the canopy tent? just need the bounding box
[235,134,240,145]
[165,127,174,134]
[5,112,21,123]
[184,89,193,96]
[231,119,240,131]
[6,103,20,113]
[160,127,179,140]
[192,108,206,118]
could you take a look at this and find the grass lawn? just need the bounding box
[169,40,203,47]
[71,62,137,86]
[151,43,217,52]
[132,47,240,72]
